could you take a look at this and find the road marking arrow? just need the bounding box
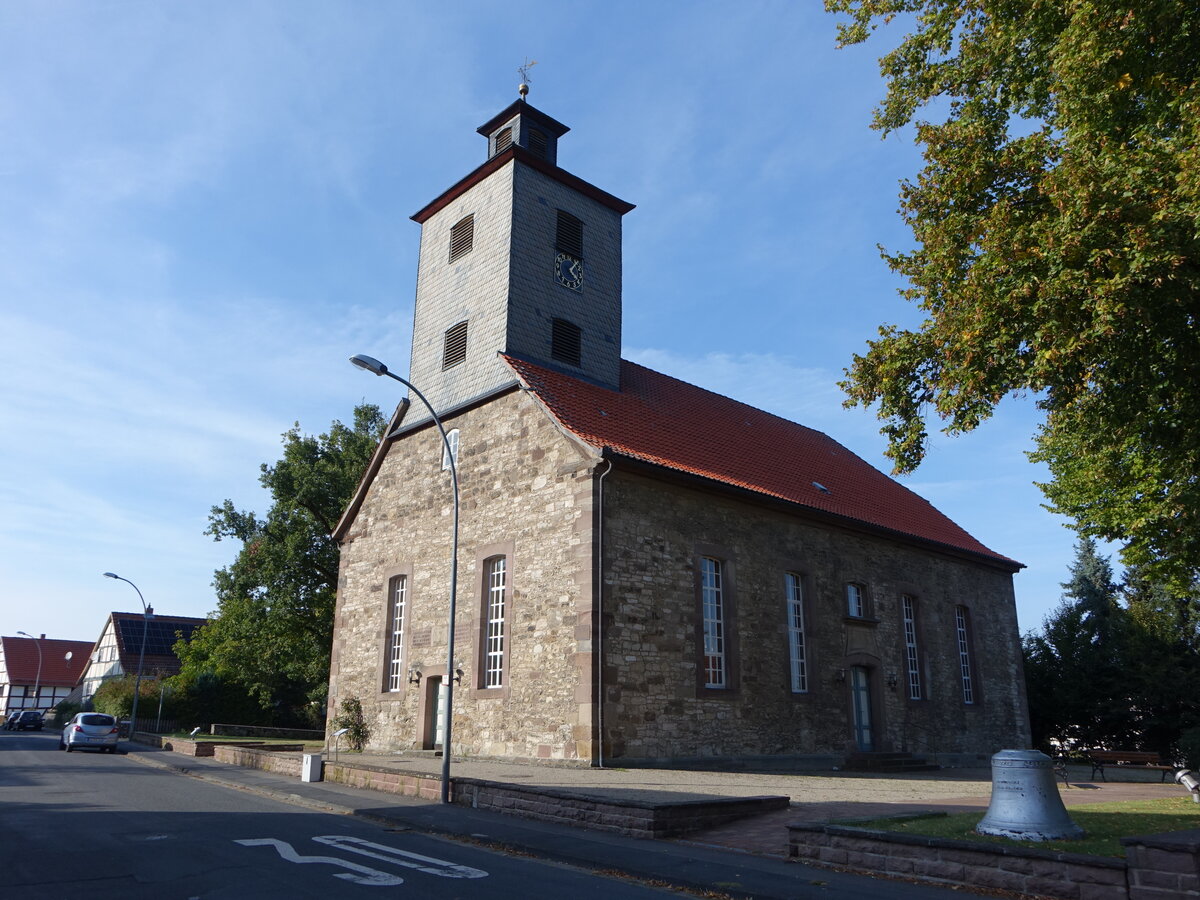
[234,838,404,886]
[313,835,488,879]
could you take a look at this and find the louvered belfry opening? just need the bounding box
[448,214,474,263]
[528,128,548,159]
[556,210,583,258]
[551,318,582,367]
[494,126,513,156]
[442,320,468,369]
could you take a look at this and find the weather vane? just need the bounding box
[518,58,537,99]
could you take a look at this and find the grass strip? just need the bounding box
[844,797,1200,857]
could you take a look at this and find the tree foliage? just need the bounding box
[90,675,181,722]
[174,404,385,726]
[1023,539,1200,760]
[827,0,1200,589]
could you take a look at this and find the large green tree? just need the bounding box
[1121,562,1200,758]
[827,1,1200,589]
[1023,538,1134,749]
[175,404,385,725]
[1024,541,1200,758]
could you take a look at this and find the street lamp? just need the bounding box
[15,632,42,712]
[350,353,459,804]
[103,572,153,741]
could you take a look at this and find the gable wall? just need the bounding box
[600,469,1030,764]
[330,389,602,760]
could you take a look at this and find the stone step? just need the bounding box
[843,752,939,773]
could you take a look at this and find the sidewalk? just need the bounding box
[122,742,1186,899]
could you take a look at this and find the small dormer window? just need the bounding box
[529,128,548,159]
[449,214,474,263]
[494,127,513,156]
[551,318,582,367]
[442,321,468,369]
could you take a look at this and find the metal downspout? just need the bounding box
[595,457,612,768]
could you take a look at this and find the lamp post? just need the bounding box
[15,632,42,712]
[350,353,459,804]
[103,572,152,741]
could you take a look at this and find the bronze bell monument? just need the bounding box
[977,749,1083,841]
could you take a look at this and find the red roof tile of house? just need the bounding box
[2,637,93,686]
[504,355,1019,569]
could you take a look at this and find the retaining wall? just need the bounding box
[211,744,306,776]
[789,822,1200,900]
[319,760,788,837]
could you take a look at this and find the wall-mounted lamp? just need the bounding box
[886,671,899,690]
[407,664,423,686]
[453,665,464,686]
[1176,769,1200,803]
[834,669,847,683]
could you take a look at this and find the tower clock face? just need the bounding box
[555,252,584,291]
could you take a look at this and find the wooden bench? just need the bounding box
[1087,750,1175,782]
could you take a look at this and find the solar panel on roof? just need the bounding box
[116,618,202,656]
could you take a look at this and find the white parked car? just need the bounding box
[60,713,120,753]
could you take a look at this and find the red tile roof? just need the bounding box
[504,355,1019,568]
[1,637,93,686]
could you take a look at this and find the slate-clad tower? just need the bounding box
[407,100,635,416]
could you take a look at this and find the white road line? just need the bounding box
[234,838,404,886]
[313,835,488,879]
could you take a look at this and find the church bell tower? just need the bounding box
[407,96,635,415]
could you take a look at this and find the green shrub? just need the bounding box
[330,697,370,751]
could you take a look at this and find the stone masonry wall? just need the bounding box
[600,470,1030,762]
[789,824,1128,900]
[330,388,600,761]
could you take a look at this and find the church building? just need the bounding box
[328,94,1031,767]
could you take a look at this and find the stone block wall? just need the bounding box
[331,388,599,761]
[789,824,1128,900]
[1122,829,1200,898]
[600,470,1030,762]
[213,744,303,777]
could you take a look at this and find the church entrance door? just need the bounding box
[422,675,445,750]
[850,666,873,751]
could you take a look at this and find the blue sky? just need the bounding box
[1,2,1090,645]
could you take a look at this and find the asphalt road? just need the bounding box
[0,730,679,899]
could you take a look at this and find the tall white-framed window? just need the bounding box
[846,583,866,618]
[483,556,507,689]
[385,575,407,692]
[955,605,975,704]
[701,557,726,689]
[441,428,460,471]
[902,595,922,700]
[786,572,808,693]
